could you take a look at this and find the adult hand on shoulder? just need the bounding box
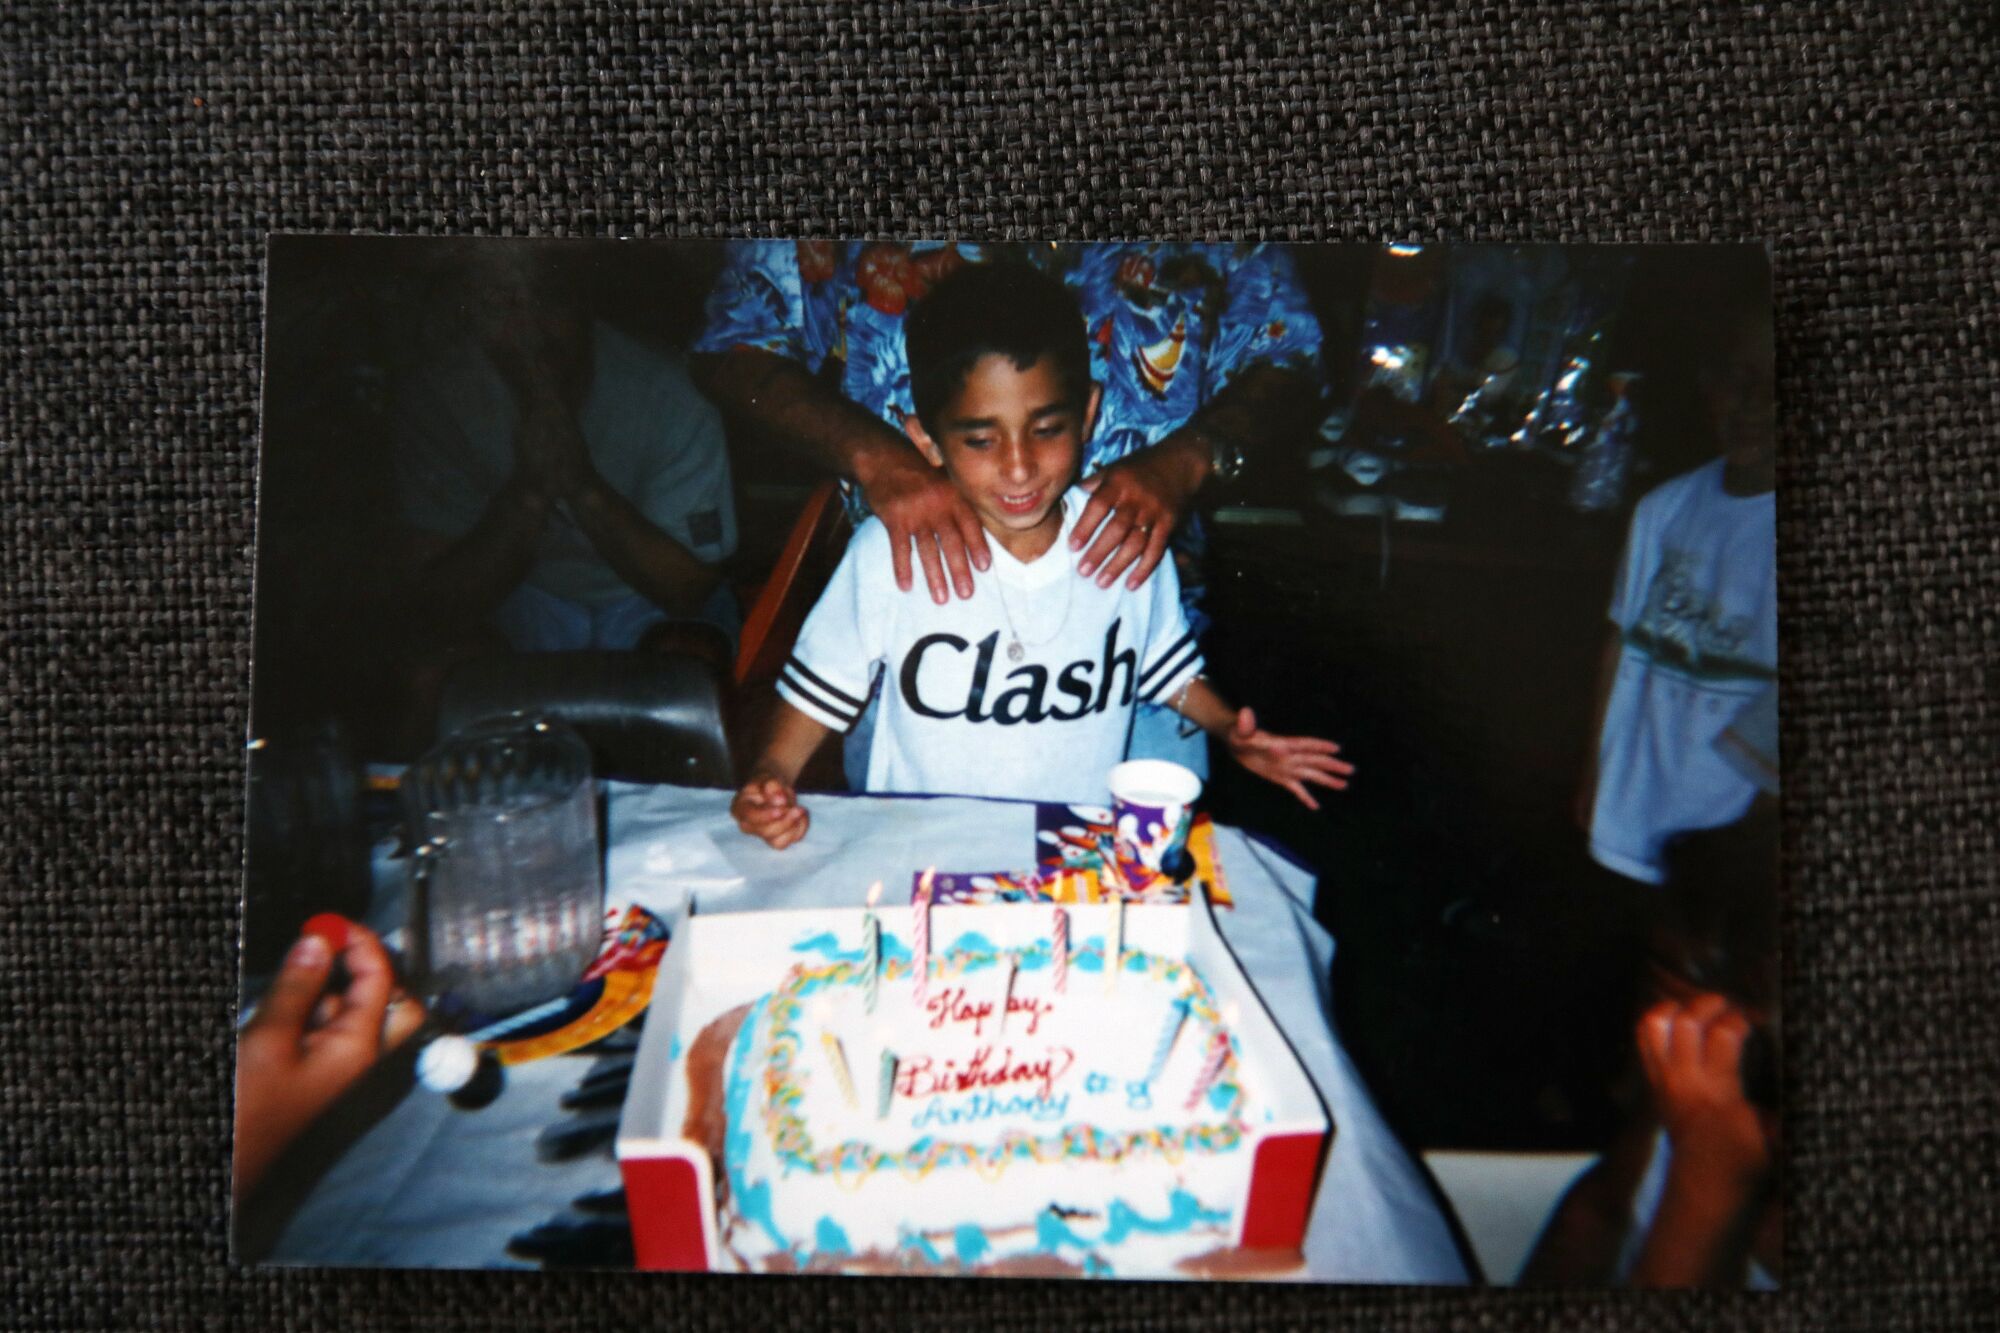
[1221,707,1356,811]
[857,443,991,604]
[1071,439,1205,591]
[731,776,811,850]
[1637,993,1771,1187]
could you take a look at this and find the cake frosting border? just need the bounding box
[747,931,1250,1187]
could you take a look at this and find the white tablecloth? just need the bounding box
[268,785,1467,1284]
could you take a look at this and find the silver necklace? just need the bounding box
[991,563,1074,662]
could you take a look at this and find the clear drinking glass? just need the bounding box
[402,714,603,1019]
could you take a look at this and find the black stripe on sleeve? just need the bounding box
[1138,629,1198,690]
[784,656,865,711]
[779,664,860,728]
[1139,644,1204,703]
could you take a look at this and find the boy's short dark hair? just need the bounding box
[905,262,1092,434]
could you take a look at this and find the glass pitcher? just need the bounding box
[402,714,603,1019]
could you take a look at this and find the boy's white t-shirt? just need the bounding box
[1590,459,1777,883]
[778,488,1203,805]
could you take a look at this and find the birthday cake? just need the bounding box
[619,899,1331,1280]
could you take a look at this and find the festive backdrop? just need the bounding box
[2,1,1994,1327]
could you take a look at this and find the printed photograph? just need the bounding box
[235,236,1778,1286]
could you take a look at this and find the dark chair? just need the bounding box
[733,480,849,688]
[729,480,854,792]
[438,651,735,787]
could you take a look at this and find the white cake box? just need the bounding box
[617,888,1332,1278]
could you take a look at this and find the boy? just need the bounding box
[1522,806,1781,1288]
[1576,294,1777,886]
[732,263,1351,849]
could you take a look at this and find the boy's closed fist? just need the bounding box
[732,776,811,850]
[1638,993,1771,1186]
[1222,707,1356,811]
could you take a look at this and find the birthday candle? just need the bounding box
[998,953,1018,1034]
[821,1031,858,1110]
[876,1048,898,1120]
[1099,834,1134,897]
[913,867,935,1007]
[862,883,882,1014]
[1051,907,1069,994]
[1106,894,1125,992]
[1185,1029,1232,1111]
[1146,998,1189,1084]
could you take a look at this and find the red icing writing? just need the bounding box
[925,986,1053,1038]
[895,1045,1077,1103]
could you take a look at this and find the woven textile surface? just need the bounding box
[3,1,1995,1328]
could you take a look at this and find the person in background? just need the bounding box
[691,241,1324,781]
[390,252,740,676]
[1522,803,1781,1288]
[1576,295,1777,888]
[233,918,424,1206]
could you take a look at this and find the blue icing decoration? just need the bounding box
[1084,1254,1112,1277]
[1073,935,1107,973]
[938,930,1010,973]
[814,1216,851,1256]
[790,930,862,963]
[911,1090,1071,1129]
[1100,1189,1231,1246]
[734,1181,785,1256]
[904,1231,944,1265]
[721,997,789,1253]
[668,1035,683,1062]
[1208,1083,1235,1111]
[1035,1210,1093,1253]
[953,1223,990,1266]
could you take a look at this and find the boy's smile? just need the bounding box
[906,353,1100,562]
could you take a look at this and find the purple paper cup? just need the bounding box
[1107,760,1203,878]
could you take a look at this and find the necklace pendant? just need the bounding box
[1006,638,1025,663]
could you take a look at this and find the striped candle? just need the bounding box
[1105,894,1125,993]
[1145,998,1189,1084]
[1051,907,1070,994]
[861,905,881,1014]
[1184,1029,1232,1111]
[821,1030,858,1109]
[912,867,935,1009]
[876,1048,898,1120]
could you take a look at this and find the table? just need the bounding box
[266,785,1469,1284]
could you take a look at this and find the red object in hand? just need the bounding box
[300,913,352,953]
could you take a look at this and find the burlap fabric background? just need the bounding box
[3,2,1994,1328]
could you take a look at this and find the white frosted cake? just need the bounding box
[620,899,1330,1280]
